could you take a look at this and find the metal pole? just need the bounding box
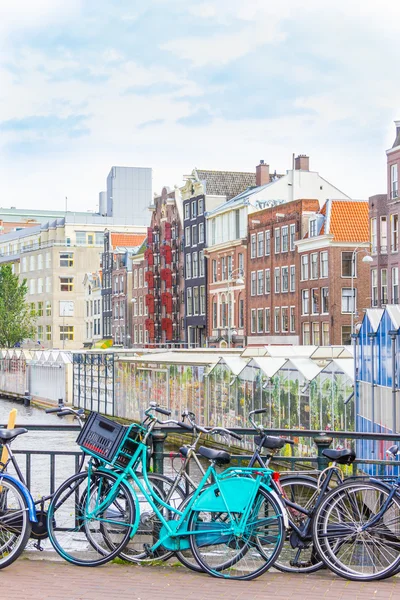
[390,332,398,434]
[227,279,231,348]
[368,332,376,454]
[351,248,356,336]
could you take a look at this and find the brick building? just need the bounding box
[145,187,184,346]
[296,199,370,346]
[246,198,320,345]
[131,242,148,346]
[369,121,400,307]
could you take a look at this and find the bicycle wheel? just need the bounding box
[47,470,135,566]
[188,487,285,580]
[274,476,324,573]
[313,480,400,581]
[119,473,185,563]
[0,477,32,569]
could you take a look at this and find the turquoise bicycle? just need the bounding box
[47,403,288,580]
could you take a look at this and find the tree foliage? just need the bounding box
[0,265,36,348]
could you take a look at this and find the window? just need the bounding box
[95,232,104,245]
[185,226,191,246]
[238,253,244,275]
[320,251,328,278]
[251,272,256,296]
[257,308,264,333]
[46,301,51,316]
[238,298,244,328]
[199,222,205,244]
[391,164,398,199]
[29,279,35,295]
[381,268,388,304]
[391,214,399,252]
[265,308,271,333]
[257,270,263,295]
[301,255,309,280]
[310,253,318,279]
[370,217,378,254]
[321,288,329,313]
[37,325,43,342]
[139,325,143,344]
[192,225,198,245]
[46,325,52,341]
[114,303,119,320]
[185,254,191,278]
[309,219,317,237]
[139,296,143,316]
[227,255,232,278]
[234,209,240,239]
[251,234,256,259]
[212,260,217,282]
[29,255,35,271]
[187,288,192,316]
[138,269,143,288]
[60,252,74,267]
[37,278,43,294]
[198,198,204,215]
[322,323,330,346]
[37,254,43,270]
[221,257,226,280]
[274,267,280,293]
[76,231,86,246]
[114,277,118,293]
[213,300,217,328]
[133,270,138,289]
[191,200,197,219]
[281,267,288,292]
[45,252,51,268]
[211,219,216,245]
[303,323,311,345]
[274,228,281,253]
[37,301,44,317]
[60,277,73,292]
[290,265,295,292]
[393,267,399,303]
[289,224,296,251]
[281,307,289,332]
[281,226,288,252]
[265,269,271,294]
[184,203,190,220]
[257,232,264,257]
[21,257,27,273]
[341,251,354,278]
[341,325,352,346]
[371,269,378,306]
[199,250,204,277]
[312,323,320,345]
[302,289,309,315]
[341,288,356,313]
[265,230,271,256]
[290,306,295,332]
[221,297,227,327]
[193,287,199,315]
[60,326,74,341]
[251,309,256,334]
[274,308,280,333]
[200,286,206,315]
[192,252,198,278]
[311,289,319,314]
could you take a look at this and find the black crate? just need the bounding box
[77,412,127,463]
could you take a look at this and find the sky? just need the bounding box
[1,0,400,212]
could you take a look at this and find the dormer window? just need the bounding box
[309,218,317,237]
[391,164,398,199]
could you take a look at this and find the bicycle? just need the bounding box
[47,403,288,580]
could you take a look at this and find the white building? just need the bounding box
[83,272,103,346]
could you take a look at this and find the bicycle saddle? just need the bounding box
[255,435,285,450]
[198,446,230,465]
[0,428,28,443]
[322,448,356,465]
[179,446,189,458]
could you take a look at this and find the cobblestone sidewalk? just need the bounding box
[2,558,399,600]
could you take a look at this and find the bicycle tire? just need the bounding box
[0,477,32,569]
[47,470,135,567]
[312,479,400,581]
[188,486,285,580]
[273,475,324,573]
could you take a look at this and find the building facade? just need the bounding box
[296,199,370,346]
[83,272,103,347]
[111,251,133,347]
[131,244,148,347]
[145,187,184,346]
[369,121,400,308]
[105,166,152,226]
[246,198,320,345]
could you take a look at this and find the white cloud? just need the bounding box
[0,0,82,39]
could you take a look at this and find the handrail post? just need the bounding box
[314,434,333,471]
[152,430,167,474]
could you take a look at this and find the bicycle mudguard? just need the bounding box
[192,476,260,513]
[0,474,37,522]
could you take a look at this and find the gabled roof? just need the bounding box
[110,233,146,248]
[322,199,369,242]
[195,169,256,200]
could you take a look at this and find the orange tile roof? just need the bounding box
[328,200,369,243]
[110,233,146,248]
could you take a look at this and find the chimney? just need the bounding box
[393,121,400,148]
[256,160,270,186]
[294,155,310,171]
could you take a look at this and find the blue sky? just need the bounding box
[1,0,399,211]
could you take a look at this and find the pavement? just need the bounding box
[1,555,399,600]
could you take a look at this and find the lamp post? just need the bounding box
[226,267,244,348]
[350,247,373,336]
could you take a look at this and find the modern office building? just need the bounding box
[106,166,152,226]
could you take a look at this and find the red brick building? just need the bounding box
[246,199,320,345]
[296,199,370,345]
[131,243,148,346]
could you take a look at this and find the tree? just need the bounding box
[0,265,36,348]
